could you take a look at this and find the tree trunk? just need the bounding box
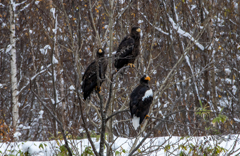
[208,1,217,112]
[10,0,19,133]
[107,1,114,155]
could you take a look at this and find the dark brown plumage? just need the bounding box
[81,48,108,100]
[114,27,141,71]
[130,75,153,130]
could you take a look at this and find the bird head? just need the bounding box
[131,26,141,35]
[140,75,151,84]
[97,48,105,58]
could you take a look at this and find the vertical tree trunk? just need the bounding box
[208,1,217,112]
[237,0,240,112]
[107,0,114,154]
[49,0,57,137]
[10,0,19,132]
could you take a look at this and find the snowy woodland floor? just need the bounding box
[1,135,240,155]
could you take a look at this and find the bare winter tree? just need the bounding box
[1,0,240,155]
[9,0,19,133]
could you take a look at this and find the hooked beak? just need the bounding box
[145,76,150,81]
[137,28,141,32]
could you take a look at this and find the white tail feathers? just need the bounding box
[132,115,140,130]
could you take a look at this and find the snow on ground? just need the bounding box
[0,135,240,155]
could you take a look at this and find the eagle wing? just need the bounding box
[130,85,148,116]
[81,58,108,100]
[82,61,97,81]
[114,36,135,69]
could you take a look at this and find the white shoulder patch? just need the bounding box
[142,89,153,101]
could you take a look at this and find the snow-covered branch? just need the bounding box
[168,15,205,51]
[17,64,52,96]
[140,12,169,35]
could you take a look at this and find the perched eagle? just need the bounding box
[130,75,153,130]
[114,27,141,71]
[81,48,108,100]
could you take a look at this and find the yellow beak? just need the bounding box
[137,28,141,32]
[98,49,102,53]
[145,76,150,81]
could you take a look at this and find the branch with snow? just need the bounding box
[168,15,205,51]
[140,12,169,35]
[17,64,52,96]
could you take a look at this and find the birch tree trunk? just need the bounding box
[10,0,19,132]
[51,0,66,130]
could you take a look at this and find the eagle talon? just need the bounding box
[95,86,101,93]
[128,63,135,68]
[145,115,150,119]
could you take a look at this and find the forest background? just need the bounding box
[1,0,240,155]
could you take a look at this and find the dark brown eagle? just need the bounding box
[81,48,108,100]
[130,75,153,130]
[114,27,141,71]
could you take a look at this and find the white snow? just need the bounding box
[119,0,125,4]
[237,54,240,61]
[112,51,116,55]
[191,5,196,10]
[1,135,240,155]
[141,12,169,35]
[142,89,153,101]
[50,8,56,19]
[40,45,51,55]
[237,44,240,49]
[69,85,75,93]
[0,83,3,88]
[0,3,5,7]
[35,1,40,5]
[23,126,31,130]
[207,91,210,95]
[234,118,240,122]
[232,85,237,95]
[138,20,143,24]
[168,16,205,51]
[152,69,157,75]
[52,55,58,64]
[13,132,21,139]
[225,78,232,84]
[69,85,75,90]
[132,115,140,130]
[225,68,231,75]
[39,110,44,119]
[19,3,30,12]
[6,44,12,53]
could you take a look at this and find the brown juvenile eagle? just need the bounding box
[81,48,108,100]
[114,26,141,71]
[130,75,153,130]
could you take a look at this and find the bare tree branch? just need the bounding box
[31,90,73,156]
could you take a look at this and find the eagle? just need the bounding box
[114,26,141,71]
[130,75,153,130]
[81,48,108,100]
